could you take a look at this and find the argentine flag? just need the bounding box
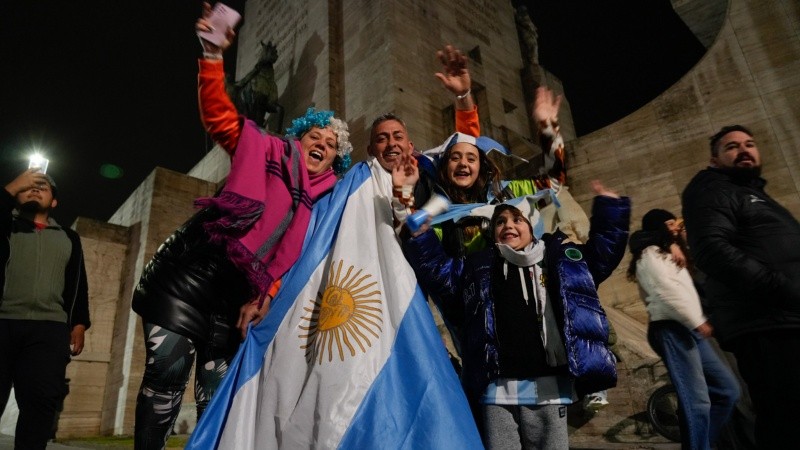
[187,161,482,449]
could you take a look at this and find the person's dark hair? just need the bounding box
[709,125,753,157]
[437,144,502,204]
[641,209,675,233]
[369,113,407,138]
[489,204,533,242]
[627,213,692,282]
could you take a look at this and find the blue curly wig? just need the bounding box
[285,107,353,174]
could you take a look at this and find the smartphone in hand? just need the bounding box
[197,2,242,47]
[28,154,49,174]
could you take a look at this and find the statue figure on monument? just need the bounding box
[227,40,284,132]
[515,5,539,65]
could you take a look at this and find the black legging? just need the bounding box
[134,321,237,450]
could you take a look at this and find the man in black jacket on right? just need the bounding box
[682,125,800,449]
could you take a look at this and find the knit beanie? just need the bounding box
[44,174,58,199]
[641,208,675,232]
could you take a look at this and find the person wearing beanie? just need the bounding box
[1,169,91,449]
[628,208,739,449]
[403,180,629,447]
[641,208,675,234]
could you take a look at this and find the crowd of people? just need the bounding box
[1,3,798,450]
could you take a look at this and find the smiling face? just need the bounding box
[300,126,338,175]
[445,143,481,190]
[493,208,533,250]
[711,130,761,172]
[665,218,682,238]
[368,118,414,171]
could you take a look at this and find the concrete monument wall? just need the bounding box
[69,168,220,436]
[564,0,800,442]
[235,0,549,161]
[43,0,800,442]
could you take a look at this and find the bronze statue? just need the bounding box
[228,40,284,132]
[515,6,539,65]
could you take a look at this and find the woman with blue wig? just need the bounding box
[130,4,352,448]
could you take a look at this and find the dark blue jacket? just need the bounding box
[403,195,630,399]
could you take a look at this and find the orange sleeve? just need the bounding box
[198,59,242,155]
[267,278,282,298]
[455,106,480,137]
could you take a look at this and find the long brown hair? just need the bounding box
[437,144,502,204]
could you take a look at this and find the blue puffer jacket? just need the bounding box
[403,195,630,399]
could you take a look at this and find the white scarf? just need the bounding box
[497,240,567,367]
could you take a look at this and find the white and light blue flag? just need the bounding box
[187,161,482,449]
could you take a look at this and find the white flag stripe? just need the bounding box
[188,162,481,449]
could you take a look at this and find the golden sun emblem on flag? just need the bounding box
[299,260,383,364]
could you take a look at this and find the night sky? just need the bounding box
[0,0,703,226]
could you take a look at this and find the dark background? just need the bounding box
[0,0,703,226]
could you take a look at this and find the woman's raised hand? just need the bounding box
[435,45,471,98]
[532,86,562,126]
[196,2,237,54]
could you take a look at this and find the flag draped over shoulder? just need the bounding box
[187,162,482,449]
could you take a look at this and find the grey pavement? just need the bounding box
[2,432,682,450]
[0,434,92,450]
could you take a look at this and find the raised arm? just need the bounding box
[4,169,49,199]
[436,45,480,137]
[533,86,566,190]
[583,180,631,285]
[2,170,47,234]
[196,2,241,155]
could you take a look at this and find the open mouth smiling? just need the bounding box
[309,150,325,161]
[500,231,518,241]
[383,150,400,160]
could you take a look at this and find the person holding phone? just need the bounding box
[0,169,90,450]
[130,3,353,449]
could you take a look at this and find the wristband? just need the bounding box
[392,185,415,208]
[456,88,471,100]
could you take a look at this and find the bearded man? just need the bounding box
[682,125,800,449]
[1,169,90,449]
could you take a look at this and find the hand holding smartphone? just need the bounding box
[28,154,49,174]
[197,2,242,47]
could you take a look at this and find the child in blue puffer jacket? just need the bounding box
[402,180,630,449]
